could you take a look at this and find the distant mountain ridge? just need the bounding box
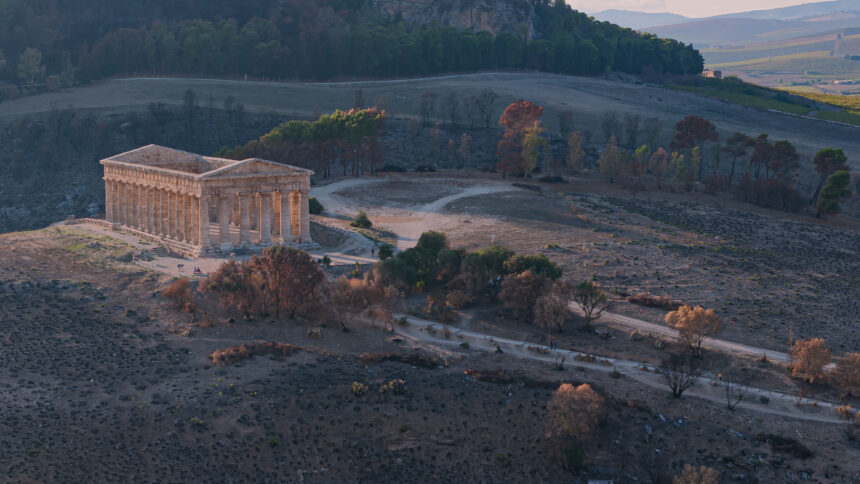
[590,9,689,30]
[596,0,860,48]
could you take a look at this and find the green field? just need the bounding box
[668,78,813,115]
[670,77,860,126]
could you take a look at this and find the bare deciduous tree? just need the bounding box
[329,276,367,331]
[723,374,749,411]
[499,271,547,323]
[660,353,700,398]
[832,352,860,394]
[837,405,858,441]
[418,90,438,127]
[534,280,572,342]
[572,280,609,326]
[473,88,498,129]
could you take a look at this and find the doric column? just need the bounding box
[188,195,198,246]
[259,192,272,245]
[300,191,311,245]
[218,194,233,251]
[153,189,161,236]
[140,185,149,232]
[116,182,128,225]
[290,191,301,243]
[232,195,240,227]
[272,192,281,237]
[125,184,133,227]
[177,193,187,242]
[168,191,177,239]
[280,191,292,244]
[105,180,114,222]
[157,190,166,237]
[134,185,142,229]
[146,188,155,234]
[239,194,251,247]
[198,195,210,251]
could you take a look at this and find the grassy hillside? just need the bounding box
[668,76,860,126]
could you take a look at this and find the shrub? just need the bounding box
[372,257,418,290]
[209,342,302,366]
[789,338,831,383]
[307,327,322,339]
[308,197,324,215]
[627,293,681,310]
[351,211,372,228]
[162,278,195,312]
[673,465,718,484]
[538,175,566,183]
[321,255,332,267]
[351,382,368,397]
[378,244,394,260]
[380,379,407,395]
[503,254,562,280]
[445,289,472,309]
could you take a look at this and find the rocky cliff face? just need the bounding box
[371,0,535,38]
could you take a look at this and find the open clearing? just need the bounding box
[3,73,858,169]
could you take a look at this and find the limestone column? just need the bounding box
[178,193,187,242]
[259,192,272,245]
[168,191,177,240]
[198,195,210,251]
[153,189,162,236]
[300,191,311,245]
[134,185,142,229]
[140,185,149,232]
[232,195,240,227]
[239,194,251,247]
[280,191,292,244]
[117,183,125,225]
[147,188,155,234]
[290,191,301,243]
[189,195,198,246]
[218,194,233,251]
[105,180,114,222]
[157,190,166,237]
[272,192,281,238]
[124,184,132,227]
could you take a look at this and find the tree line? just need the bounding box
[489,98,853,217]
[0,0,702,98]
[216,107,386,177]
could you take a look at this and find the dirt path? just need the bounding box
[314,175,521,250]
[393,315,844,424]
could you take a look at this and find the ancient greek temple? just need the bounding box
[101,145,316,258]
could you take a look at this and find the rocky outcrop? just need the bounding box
[371,0,536,39]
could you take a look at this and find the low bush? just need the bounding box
[358,351,443,368]
[308,197,324,215]
[378,244,394,260]
[162,278,195,312]
[210,342,302,366]
[351,382,368,396]
[380,379,407,394]
[538,175,566,183]
[351,211,372,229]
[627,293,682,310]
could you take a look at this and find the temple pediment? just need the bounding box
[201,158,314,179]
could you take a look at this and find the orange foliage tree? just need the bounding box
[545,383,606,470]
[789,338,831,383]
[664,305,723,357]
[496,100,544,177]
[833,352,860,394]
[498,270,547,322]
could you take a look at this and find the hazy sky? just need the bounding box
[572,0,831,17]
